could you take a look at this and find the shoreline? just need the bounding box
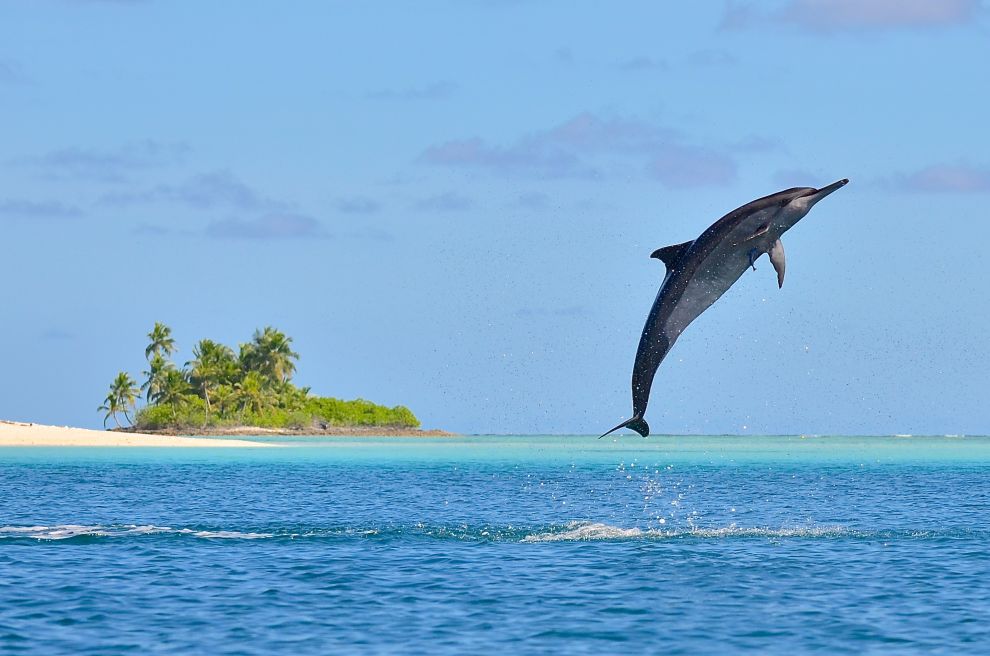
[0,419,457,448]
[0,420,275,447]
[111,425,457,437]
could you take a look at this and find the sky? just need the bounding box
[1,0,989,435]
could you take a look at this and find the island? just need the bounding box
[98,322,451,437]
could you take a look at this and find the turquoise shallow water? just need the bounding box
[2,435,989,654]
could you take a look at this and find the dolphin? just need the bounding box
[601,179,849,438]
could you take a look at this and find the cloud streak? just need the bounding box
[100,171,289,212]
[413,192,473,212]
[515,305,587,318]
[616,56,668,72]
[335,196,382,214]
[0,199,84,219]
[647,146,737,188]
[0,59,26,85]
[888,163,990,193]
[63,0,149,5]
[420,112,740,188]
[40,329,75,341]
[618,50,735,72]
[507,192,552,211]
[422,135,594,180]
[206,213,325,239]
[723,0,982,33]
[16,140,190,182]
[687,49,737,67]
[367,81,458,101]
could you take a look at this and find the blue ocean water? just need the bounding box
[2,435,989,654]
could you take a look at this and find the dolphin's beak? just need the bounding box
[807,178,849,201]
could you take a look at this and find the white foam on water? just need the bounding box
[180,529,274,539]
[0,524,272,540]
[124,524,173,535]
[522,521,645,542]
[521,521,850,543]
[0,524,110,540]
[680,525,849,539]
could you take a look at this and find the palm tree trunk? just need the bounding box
[203,386,211,427]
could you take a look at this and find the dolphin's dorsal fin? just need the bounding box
[650,240,694,271]
[769,239,785,288]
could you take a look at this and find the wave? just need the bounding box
[0,522,977,543]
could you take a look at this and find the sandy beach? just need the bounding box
[0,420,273,447]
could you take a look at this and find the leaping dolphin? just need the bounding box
[601,179,849,438]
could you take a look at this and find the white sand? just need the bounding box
[0,420,274,447]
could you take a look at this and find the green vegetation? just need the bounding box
[101,323,420,431]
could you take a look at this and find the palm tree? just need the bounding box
[110,372,140,425]
[187,339,237,421]
[276,382,310,411]
[145,322,176,360]
[97,393,122,428]
[153,368,191,419]
[141,353,175,403]
[97,372,140,428]
[240,327,299,384]
[234,371,269,415]
[212,383,235,419]
[238,342,257,376]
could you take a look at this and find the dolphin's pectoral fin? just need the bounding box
[769,239,785,288]
[650,240,694,272]
[748,248,759,271]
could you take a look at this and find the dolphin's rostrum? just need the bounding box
[602,180,849,438]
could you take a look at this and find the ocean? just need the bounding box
[2,435,989,654]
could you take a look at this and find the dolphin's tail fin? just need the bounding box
[599,415,650,439]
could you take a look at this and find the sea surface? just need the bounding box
[2,435,989,654]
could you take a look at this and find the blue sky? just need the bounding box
[1,0,989,434]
